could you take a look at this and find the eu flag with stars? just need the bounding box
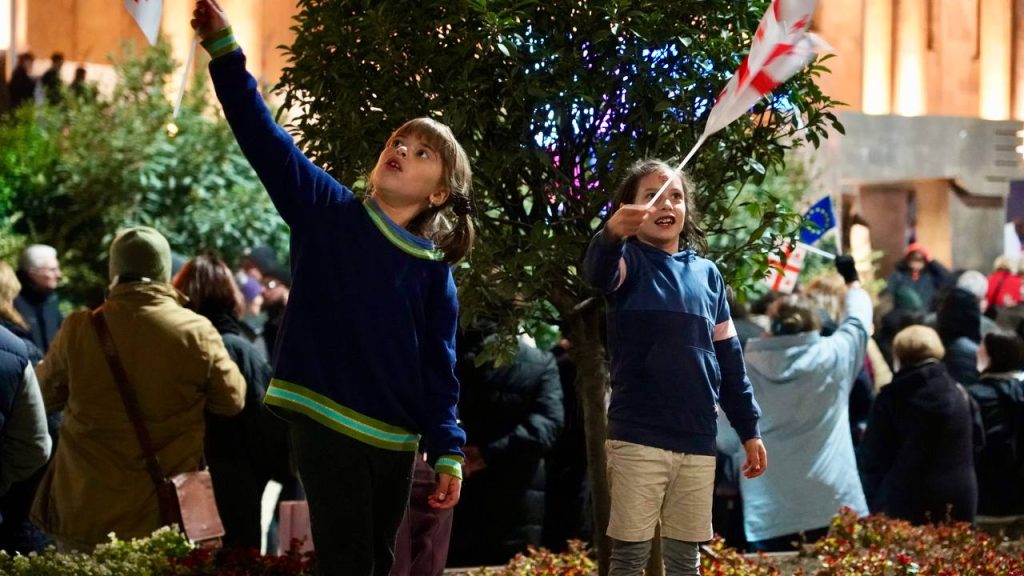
[799,196,836,245]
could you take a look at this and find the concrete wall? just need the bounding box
[811,113,1023,272]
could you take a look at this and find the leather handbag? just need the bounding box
[91,308,225,548]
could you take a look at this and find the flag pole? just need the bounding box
[644,134,708,209]
[797,241,835,260]
[172,31,199,119]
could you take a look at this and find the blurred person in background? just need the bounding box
[858,325,978,524]
[174,250,293,549]
[14,245,63,355]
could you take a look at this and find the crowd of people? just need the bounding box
[1,2,1022,576]
[714,244,1024,553]
[4,50,90,113]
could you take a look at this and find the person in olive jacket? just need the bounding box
[448,321,564,567]
[31,227,245,552]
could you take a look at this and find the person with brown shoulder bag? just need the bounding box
[30,227,245,552]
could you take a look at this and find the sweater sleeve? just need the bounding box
[711,270,761,442]
[205,30,352,227]
[582,229,628,293]
[0,365,51,495]
[35,313,74,412]
[199,323,247,417]
[421,269,467,479]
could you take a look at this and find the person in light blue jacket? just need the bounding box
[719,256,870,552]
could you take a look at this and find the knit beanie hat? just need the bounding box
[109,226,172,284]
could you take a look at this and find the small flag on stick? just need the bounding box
[124,0,163,47]
[799,196,836,245]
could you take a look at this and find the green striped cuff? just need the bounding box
[264,378,421,452]
[201,26,239,59]
[434,455,464,479]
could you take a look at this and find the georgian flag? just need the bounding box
[646,0,831,208]
[764,242,807,294]
[702,0,830,139]
[124,0,163,46]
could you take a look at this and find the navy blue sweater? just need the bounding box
[583,231,761,455]
[208,45,465,477]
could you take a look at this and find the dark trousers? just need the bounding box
[747,526,829,553]
[390,458,454,576]
[290,416,416,576]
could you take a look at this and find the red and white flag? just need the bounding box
[646,0,831,208]
[702,0,829,139]
[763,242,807,294]
[124,0,163,46]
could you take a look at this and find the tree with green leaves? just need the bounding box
[278,1,840,571]
[0,42,287,306]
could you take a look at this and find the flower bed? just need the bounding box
[0,528,316,576]
[454,508,1024,576]
[2,510,1021,575]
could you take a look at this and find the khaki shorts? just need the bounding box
[606,439,716,543]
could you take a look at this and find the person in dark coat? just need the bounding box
[174,251,293,549]
[259,263,290,360]
[859,325,978,524]
[885,243,950,312]
[936,287,982,386]
[449,323,564,567]
[39,53,64,106]
[13,245,63,355]
[968,329,1024,517]
[7,53,36,111]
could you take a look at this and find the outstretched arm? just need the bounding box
[192,0,351,227]
[581,204,651,293]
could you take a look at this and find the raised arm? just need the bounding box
[192,0,351,227]
[831,256,871,388]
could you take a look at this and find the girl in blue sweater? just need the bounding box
[583,160,767,576]
[192,2,472,574]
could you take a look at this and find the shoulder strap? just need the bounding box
[90,308,167,487]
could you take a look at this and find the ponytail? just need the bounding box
[408,191,475,264]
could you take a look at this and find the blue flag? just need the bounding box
[800,196,836,245]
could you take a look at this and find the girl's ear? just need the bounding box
[429,187,450,207]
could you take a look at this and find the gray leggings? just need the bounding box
[609,537,701,576]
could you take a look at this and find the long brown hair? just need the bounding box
[609,159,707,253]
[369,118,475,264]
[172,250,244,319]
[0,261,28,331]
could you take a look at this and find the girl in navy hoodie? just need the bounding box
[192,2,473,574]
[583,160,765,576]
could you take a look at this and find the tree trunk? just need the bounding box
[564,303,613,575]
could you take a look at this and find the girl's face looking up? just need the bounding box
[633,170,686,252]
[370,130,448,211]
